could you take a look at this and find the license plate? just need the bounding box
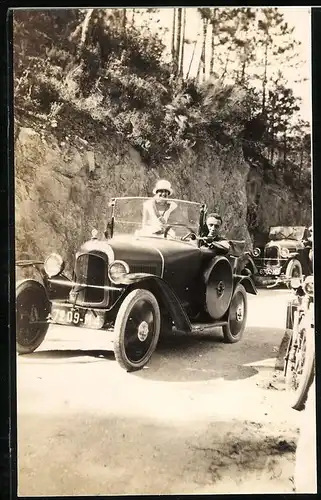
[50,305,105,329]
[51,307,83,326]
[259,267,281,276]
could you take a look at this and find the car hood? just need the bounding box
[78,235,201,279]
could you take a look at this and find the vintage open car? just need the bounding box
[16,197,257,371]
[250,225,312,288]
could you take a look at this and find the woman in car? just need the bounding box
[142,180,177,235]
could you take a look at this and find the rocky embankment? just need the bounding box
[15,108,311,270]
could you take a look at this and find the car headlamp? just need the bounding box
[108,260,130,284]
[44,253,65,278]
[303,275,314,296]
[253,247,261,257]
[280,248,290,258]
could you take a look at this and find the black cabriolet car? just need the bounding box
[250,226,312,288]
[16,197,257,371]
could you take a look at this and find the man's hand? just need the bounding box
[209,240,230,252]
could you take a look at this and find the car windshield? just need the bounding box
[111,197,202,240]
[269,226,306,241]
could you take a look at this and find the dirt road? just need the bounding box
[17,288,309,495]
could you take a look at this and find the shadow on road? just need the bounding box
[21,349,115,363]
[20,326,286,383]
[132,327,285,383]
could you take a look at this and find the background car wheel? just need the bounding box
[113,289,161,372]
[285,325,315,411]
[285,259,303,288]
[222,284,247,343]
[16,280,50,354]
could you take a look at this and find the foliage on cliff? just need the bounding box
[13,9,311,205]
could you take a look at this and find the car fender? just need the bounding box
[246,253,258,273]
[203,255,231,284]
[16,278,49,298]
[16,278,51,314]
[115,273,192,332]
[236,253,258,275]
[234,275,257,295]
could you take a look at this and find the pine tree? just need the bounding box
[176,8,182,77]
[256,8,301,115]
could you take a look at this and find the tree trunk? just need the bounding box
[196,58,202,82]
[171,8,176,64]
[131,8,135,25]
[176,8,182,76]
[187,40,197,79]
[270,137,275,163]
[210,10,217,76]
[220,48,231,83]
[240,50,247,84]
[179,8,186,78]
[283,129,287,168]
[80,8,94,50]
[262,41,269,115]
[298,147,304,183]
[201,17,209,82]
[122,8,126,30]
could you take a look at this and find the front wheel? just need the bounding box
[16,280,50,354]
[113,289,161,372]
[285,324,315,411]
[285,259,303,289]
[222,284,247,343]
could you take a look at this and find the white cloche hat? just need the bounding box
[152,179,173,196]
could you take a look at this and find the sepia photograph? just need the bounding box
[13,6,315,495]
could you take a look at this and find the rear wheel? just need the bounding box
[222,284,247,343]
[113,289,161,371]
[16,280,50,354]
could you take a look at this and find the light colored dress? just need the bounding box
[141,198,177,236]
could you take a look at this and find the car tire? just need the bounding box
[16,280,50,354]
[285,259,303,288]
[113,289,161,372]
[286,324,315,411]
[222,284,247,343]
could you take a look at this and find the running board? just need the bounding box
[173,321,228,334]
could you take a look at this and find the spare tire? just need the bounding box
[205,256,233,320]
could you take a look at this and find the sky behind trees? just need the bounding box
[133,7,311,124]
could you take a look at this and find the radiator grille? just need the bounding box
[74,253,106,304]
[265,246,279,262]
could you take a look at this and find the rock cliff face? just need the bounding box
[246,168,312,244]
[15,109,312,271]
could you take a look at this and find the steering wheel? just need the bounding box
[163,224,196,240]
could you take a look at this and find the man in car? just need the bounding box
[141,179,177,236]
[202,212,231,254]
[202,214,253,276]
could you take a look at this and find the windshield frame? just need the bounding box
[268,225,306,242]
[107,196,205,240]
